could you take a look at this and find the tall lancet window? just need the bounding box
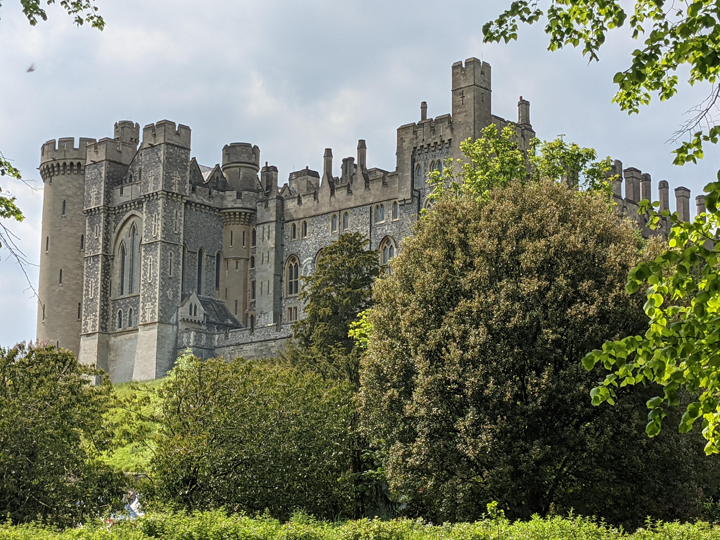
[129,225,138,294]
[120,243,127,295]
[197,249,204,295]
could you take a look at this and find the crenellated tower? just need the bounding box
[37,136,96,355]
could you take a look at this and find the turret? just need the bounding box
[222,143,260,191]
[451,58,492,160]
[37,136,96,356]
[261,163,279,196]
[114,121,140,146]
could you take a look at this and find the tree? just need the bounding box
[0,344,124,526]
[430,123,613,203]
[286,232,379,388]
[359,181,719,527]
[148,354,357,520]
[483,0,720,451]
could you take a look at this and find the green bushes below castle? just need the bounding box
[3,512,720,540]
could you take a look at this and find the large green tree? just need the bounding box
[359,180,719,527]
[483,0,720,451]
[148,354,357,520]
[0,344,123,526]
[286,232,379,388]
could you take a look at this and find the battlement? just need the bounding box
[452,57,491,91]
[40,137,96,164]
[114,121,140,146]
[141,120,191,149]
[222,143,260,169]
[86,137,136,165]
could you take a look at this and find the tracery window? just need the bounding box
[380,237,396,266]
[286,256,300,296]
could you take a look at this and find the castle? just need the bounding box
[36,58,700,383]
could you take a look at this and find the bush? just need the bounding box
[147,355,357,520]
[0,344,125,526]
[359,181,720,527]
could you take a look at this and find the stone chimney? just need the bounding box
[420,101,428,122]
[696,194,706,216]
[641,173,652,201]
[675,186,691,222]
[518,96,530,125]
[623,168,642,203]
[659,180,669,212]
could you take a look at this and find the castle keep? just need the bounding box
[36,58,698,382]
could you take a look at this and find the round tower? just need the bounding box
[221,143,260,191]
[37,136,95,356]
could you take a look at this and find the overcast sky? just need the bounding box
[0,0,718,347]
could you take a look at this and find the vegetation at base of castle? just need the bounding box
[0,344,126,526]
[483,0,720,167]
[5,511,720,540]
[583,180,720,453]
[144,353,360,520]
[483,0,720,453]
[359,179,720,528]
[285,232,379,388]
[429,124,614,203]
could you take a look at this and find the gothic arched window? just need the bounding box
[128,308,134,327]
[120,243,126,295]
[302,221,308,238]
[343,212,349,230]
[129,225,138,294]
[414,164,423,189]
[392,201,399,220]
[291,223,297,240]
[250,255,255,269]
[118,310,123,330]
[197,249,204,295]
[286,256,300,296]
[375,204,385,223]
[380,237,396,266]
[331,214,338,232]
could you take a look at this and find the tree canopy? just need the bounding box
[359,179,718,527]
[0,345,123,526]
[286,232,379,387]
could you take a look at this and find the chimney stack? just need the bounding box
[659,180,669,212]
[357,139,367,171]
[696,194,706,216]
[420,101,428,122]
[675,186,691,222]
[518,96,530,125]
[610,160,623,198]
[323,148,333,184]
[641,173,652,201]
[623,168,642,203]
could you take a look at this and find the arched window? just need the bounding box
[302,221,308,238]
[380,237,396,266]
[414,164,423,188]
[291,223,297,240]
[197,249,204,295]
[128,308,134,327]
[215,252,221,290]
[59,269,63,285]
[118,310,123,330]
[343,212,349,229]
[169,251,174,277]
[286,256,299,296]
[437,160,443,174]
[375,204,385,223]
[120,243,126,295]
[250,255,255,269]
[331,214,338,232]
[392,201,399,220]
[251,228,256,246]
[129,225,138,294]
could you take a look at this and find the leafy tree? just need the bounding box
[0,344,124,526]
[3,0,104,28]
[286,232,379,388]
[359,181,719,527]
[431,124,613,203]
[148,354,357,520]
[483,1,720,450]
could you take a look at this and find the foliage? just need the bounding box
[5,511,720,539]
[286,232,379,387]
[582,177,720,453]
[147,354,358,520]
[0,344,125,526]
[429,124,614,203]
[482,0,720,165]
[359,180,719,527]
[2,0,105,28]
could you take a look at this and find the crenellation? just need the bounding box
[39,58,701,383]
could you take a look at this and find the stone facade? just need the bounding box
[36,58,695,382]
